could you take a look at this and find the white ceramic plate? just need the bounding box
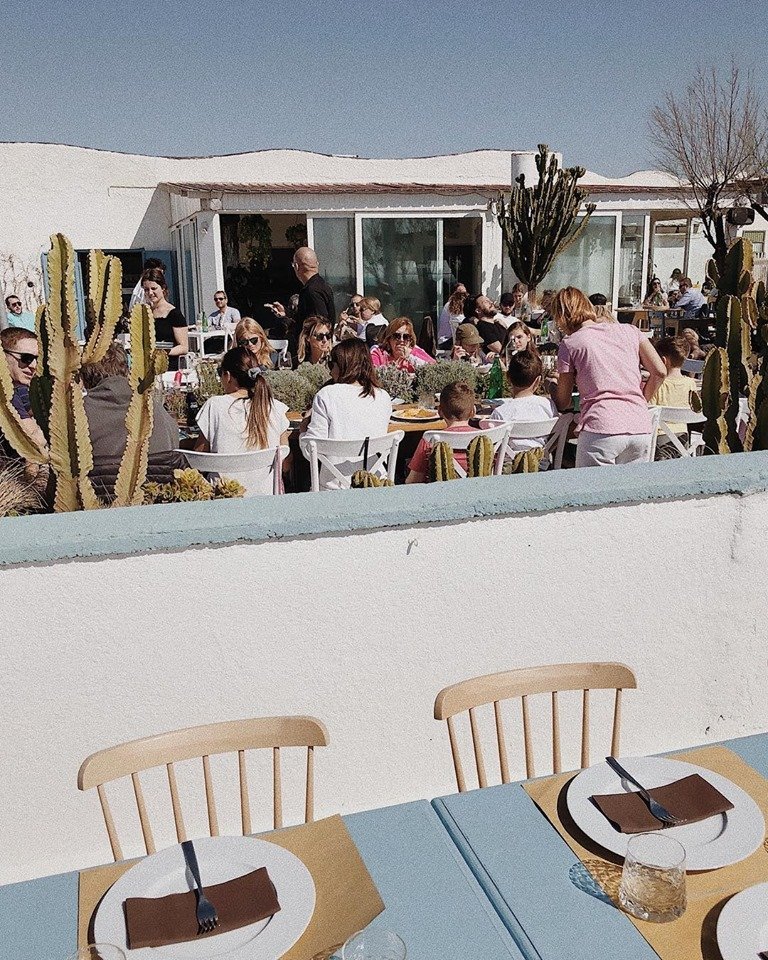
[717,882,768,960]
[390,410,440,423]
[94,836,315,960]
[566,756,765,871]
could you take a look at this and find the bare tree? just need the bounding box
[649,62,768,272]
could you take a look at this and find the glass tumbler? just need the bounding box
[342,928,407,960]
[619,832,686,923]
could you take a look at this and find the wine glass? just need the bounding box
[66,945,126,960]
[342,928,406,960]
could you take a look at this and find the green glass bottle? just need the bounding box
[487,357,504,400]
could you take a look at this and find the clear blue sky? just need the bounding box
[2,0,765,177]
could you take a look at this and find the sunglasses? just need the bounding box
[7,301,21,309]
[311,332,332,341]
[238,336,262,347]
[4,348,38,366]
[214,296,226,302]
[392,333,412,342]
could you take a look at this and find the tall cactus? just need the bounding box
[497,144,597,298]
[467,435,494,477]
[701,238,756,454]
[0,233,166,511]
[428,442,458,482]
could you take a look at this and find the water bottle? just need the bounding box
[487,357,504,400]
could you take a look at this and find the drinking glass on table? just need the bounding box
[66,945,126,960]
[618,833,686,923]
[342,928,407,960]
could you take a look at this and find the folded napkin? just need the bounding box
[591,773,734,833]
[124,866,280,949]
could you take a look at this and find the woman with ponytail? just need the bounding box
[195,346,290,495]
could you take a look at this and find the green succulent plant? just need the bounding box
[374,365,417,403]
[414,361,484,400]
[141,468,245,504]
[264,370,315,412]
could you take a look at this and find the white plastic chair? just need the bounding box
[422,425,510,477]
[648,407,706,459]
[506,415,577,470]
[178,446,289,495]
[299,432,404,492]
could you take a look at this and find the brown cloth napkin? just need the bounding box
[591,773,734,833]
[124,866,280,949]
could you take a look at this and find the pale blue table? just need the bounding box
[0,800,525,960]
[432,734,768,960]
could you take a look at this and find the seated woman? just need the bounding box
[551,286,666,467]
[370,317,436,371]
[451,323,487,365]
[297,316,333,365]
[302,338,393,489]
[588,293,618,323]
[195,346,290,496]
[234,317,275,368]
[681,327,707,361]
[644,277,669,309]
[356,296,387,339]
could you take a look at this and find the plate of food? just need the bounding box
[390,407,441,423]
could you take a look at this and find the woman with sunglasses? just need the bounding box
[297,316,333,365]
[195,346,290,496]
[233,318,274,368]
[370,317,436,372]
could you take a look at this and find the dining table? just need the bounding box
[432,732,768,960]
[0,800,525,960]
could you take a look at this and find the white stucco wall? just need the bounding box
[1,486,766,884]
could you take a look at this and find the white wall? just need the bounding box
[1,487,766,884]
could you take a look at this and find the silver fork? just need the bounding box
[181,839,219,934]
[605,757,682,826]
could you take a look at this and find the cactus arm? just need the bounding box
[112,304,157,507]
[701,347,731,455]
[82,252,123,365]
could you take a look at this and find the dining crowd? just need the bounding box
[1,246,712,497]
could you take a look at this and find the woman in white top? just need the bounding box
[195,347,290,496]
[302,338,393,489]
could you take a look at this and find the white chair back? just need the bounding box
[648,407,706,459]
[178,446,289,495]
[422,425,510,477]
[299,432,404,492]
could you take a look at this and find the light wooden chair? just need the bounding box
[434,662,637,792]
[78,716,329,861]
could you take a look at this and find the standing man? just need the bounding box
[208,290,241,329]
[4,295,36,332]
[266,247,336,328]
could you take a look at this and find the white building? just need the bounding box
[1,142,766,325]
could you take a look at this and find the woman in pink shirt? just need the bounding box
[551,287,666,467]
[370,317,436,372]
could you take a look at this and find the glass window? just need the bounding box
[687,219,713,287]
[743,230,766,257]
[312,217,356,315]
[442,217,482,300]
[362,218,439,321]
[651,218,687,289]
[541,216,617,299]
[618,214,645,306]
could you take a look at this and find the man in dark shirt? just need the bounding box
[463,294,504,353]
[267,247,336,328]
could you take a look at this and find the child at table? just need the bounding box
[405,381,478,483]
[488,351,556,461]
[650,336,698,452]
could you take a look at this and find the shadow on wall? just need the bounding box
[130,187,173,251]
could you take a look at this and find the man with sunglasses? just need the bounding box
[0,327,47,455]
[208,290,241,330]
[4,295,36,332]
